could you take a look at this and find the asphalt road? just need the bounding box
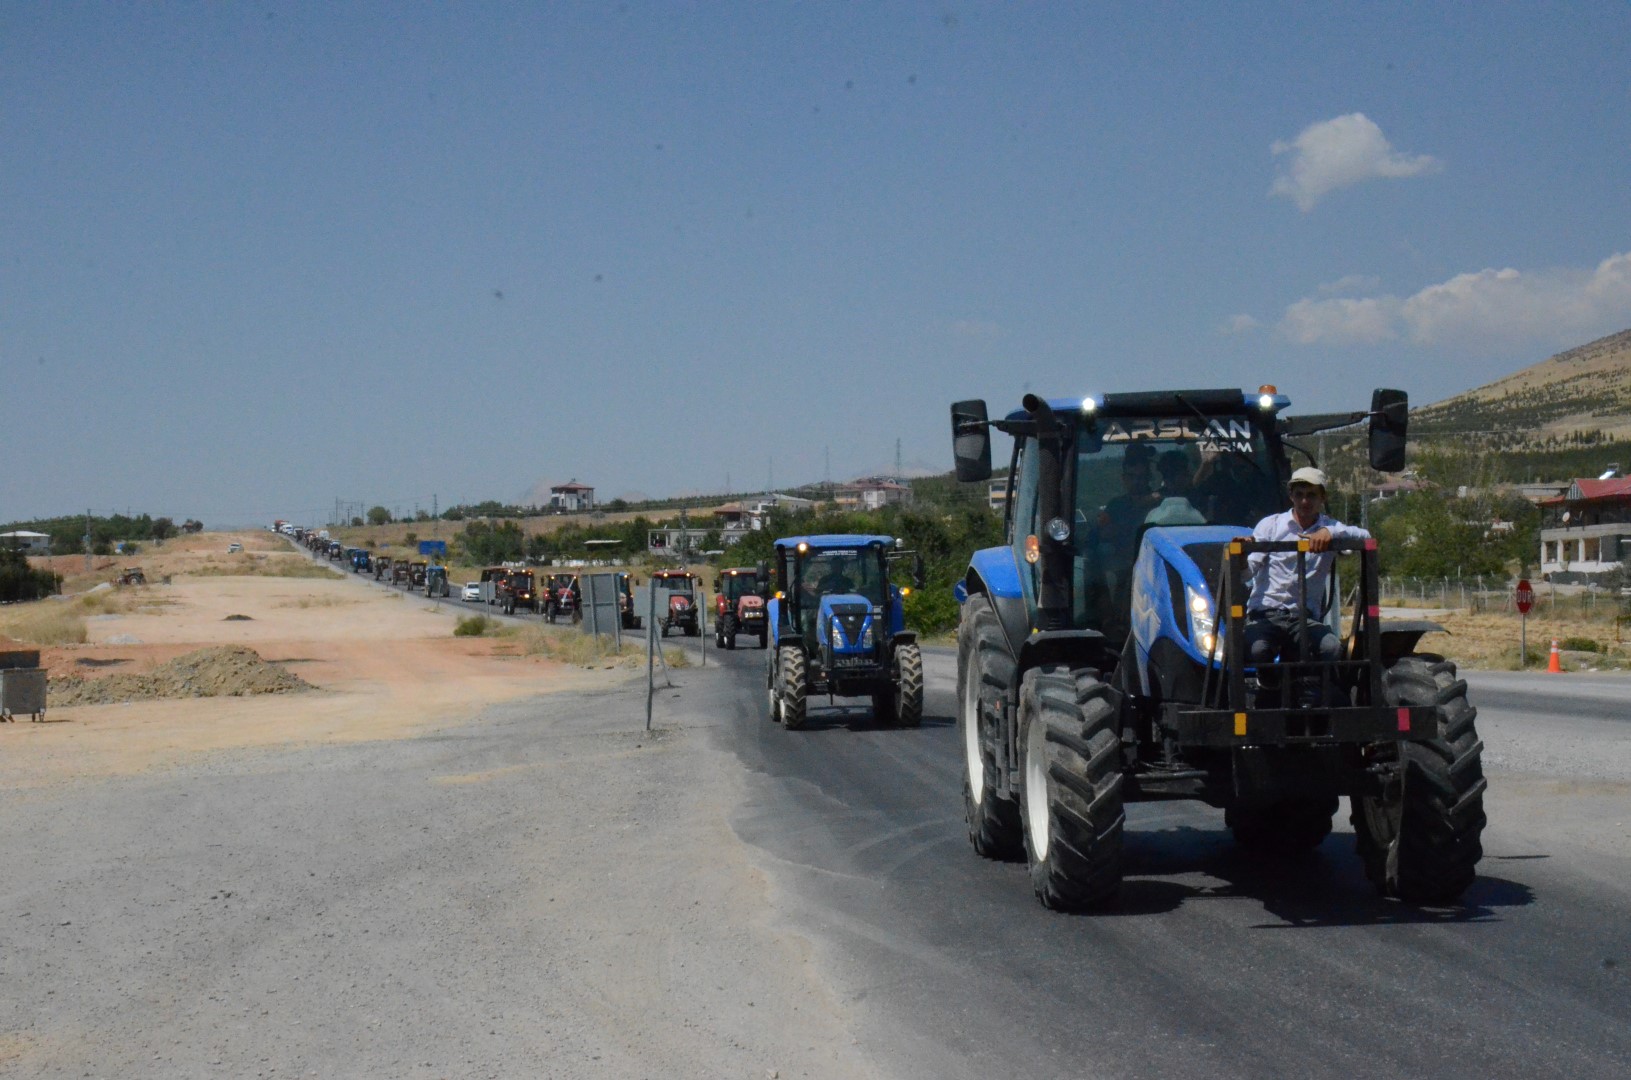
[20,544,1630,1077]
[704,642,1631,1080]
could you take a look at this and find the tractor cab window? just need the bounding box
[655,574,693,594]
[795,549,884,606]
[722,574,758,601]
[1070,414,1282,633]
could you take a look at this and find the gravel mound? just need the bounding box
[49,646,313,706]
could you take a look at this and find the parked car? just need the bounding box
[461,582,481,602]
[227,543,243,553]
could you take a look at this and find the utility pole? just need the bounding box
[84,508,92,574]
[432,495,438,537]
[895,438,903,483]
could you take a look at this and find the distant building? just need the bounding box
[834,478,913,511]
[988,478,1009,514]
[549,481,595,512]
[1538,476,1631,583]
[647,527,713,557]
[0,530,51,553]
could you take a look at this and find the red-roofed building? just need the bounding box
[1539,476,1631,582]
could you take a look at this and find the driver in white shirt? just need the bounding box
[1245,467,1370,705]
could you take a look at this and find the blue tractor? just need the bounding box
[949,388,1485,910]
[766,535,926,729]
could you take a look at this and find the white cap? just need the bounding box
[1289,466,1328,489]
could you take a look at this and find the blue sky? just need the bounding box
[5,2,1629,524]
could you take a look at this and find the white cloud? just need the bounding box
[1218,313,1260,336]
[1318,274,1382,296]
[1401,252,1631,344]
[1279,296,1399,345]
[1270,113,1441,211]
[1276,251,1631,348]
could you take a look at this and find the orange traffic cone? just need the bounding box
[1547,639,1563,674]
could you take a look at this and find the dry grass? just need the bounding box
[0,586,175,646]
[183,555,343,579]
[1391,608,1631,671]
[274,595,360,610]
[511,624,688,670]
[0,602,88,645]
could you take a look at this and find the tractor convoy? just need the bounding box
[276,379,1487,914]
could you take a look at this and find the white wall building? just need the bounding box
[0,530,51,553]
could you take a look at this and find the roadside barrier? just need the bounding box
[1547,639,1563,674]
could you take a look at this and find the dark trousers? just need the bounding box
[1245,608,1342,707]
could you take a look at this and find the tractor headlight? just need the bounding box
[860,619,874,649]
[1186,585,1222,661]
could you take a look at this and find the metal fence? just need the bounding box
[1378,575,1629,616]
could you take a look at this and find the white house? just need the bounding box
[0,530,51,553]
[549,481,595,512]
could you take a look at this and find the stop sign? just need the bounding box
[1515,578,1535,614]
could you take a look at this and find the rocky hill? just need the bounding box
[1413,328,1631,443]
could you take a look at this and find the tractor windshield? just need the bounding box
[795,548,885,606]
[1070,413,1282,631]
[721,574,758,601]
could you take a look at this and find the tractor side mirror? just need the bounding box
[951,399,992,482]
[913,553,925,590]
[756,560,769,592]
[1368,388,1409,473]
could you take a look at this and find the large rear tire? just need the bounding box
[1019,665,1125,910]
[1352,655,1486,903]
[958,595,1023,859]
[1226,797,1338,854]
[893,641,923,727]
[778,647,808,730]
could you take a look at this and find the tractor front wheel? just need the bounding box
[893,641,923,727]
[1019,665,1125,910]
[1353,655,1486,903]
[778,647,807,730]
[958,595,1023,859]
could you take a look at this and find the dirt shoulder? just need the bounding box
[2,538,631,787]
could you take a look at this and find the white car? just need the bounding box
[227,543,243,553]
[461,582,482,602]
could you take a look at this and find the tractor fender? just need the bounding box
[1017,629,1117,678]
[1373,620,1448,664]
[964,553,1032,664]
[891,630,918,647]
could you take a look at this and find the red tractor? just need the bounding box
[500,569,539,615]
[713,567,768,649]
[544,574,580,624]
[652,569,700,637]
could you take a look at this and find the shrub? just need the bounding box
[1560,636,1600,653]
[0,548,60,603]
[903,585,960,636]
[454,614,494,637]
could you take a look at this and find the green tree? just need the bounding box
[367,506,392,526]
[459,520,523,564]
